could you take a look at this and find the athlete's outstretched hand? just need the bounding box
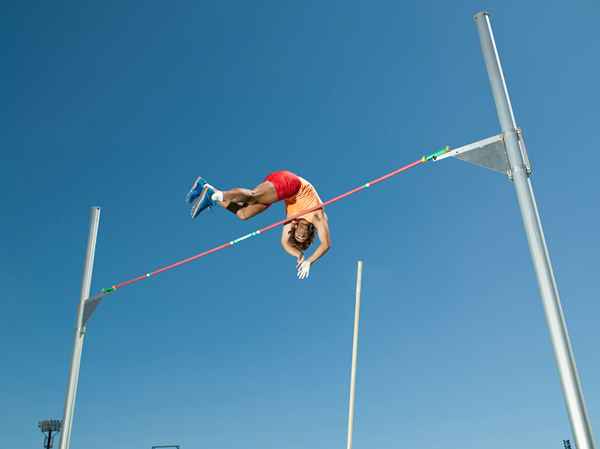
[297,260,311,280]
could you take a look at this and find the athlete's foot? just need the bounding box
[191,185,216,219]
[186,176,208,204]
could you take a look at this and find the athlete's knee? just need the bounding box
[236,209,251,221]
[245,189,261,203]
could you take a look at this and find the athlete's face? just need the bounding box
[293,220,311,243]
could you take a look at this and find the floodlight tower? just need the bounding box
[38,420,62,449]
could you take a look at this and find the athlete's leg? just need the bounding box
[189,178,279,220]
[209,180,274,220]
[235,203,269,220]
[219,181,278,205]
[211,199,268,220]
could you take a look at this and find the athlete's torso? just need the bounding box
[285,177,323,221]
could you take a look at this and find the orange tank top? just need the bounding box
[285,177,322,218]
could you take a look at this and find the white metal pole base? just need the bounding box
[58,207,100,449]
[346,261,363,449]
[475,12,596,449]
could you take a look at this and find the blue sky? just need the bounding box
[2,1,599,448]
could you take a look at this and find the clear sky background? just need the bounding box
[2,1,599,448]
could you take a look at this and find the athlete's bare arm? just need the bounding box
[281,222,303,261]
[305,210,331,265]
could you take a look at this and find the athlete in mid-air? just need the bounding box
[185,170,331,280]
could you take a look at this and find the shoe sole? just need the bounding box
[191,187,211,219]
[186,176,206,204]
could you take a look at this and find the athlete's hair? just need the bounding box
[288,220,316,251]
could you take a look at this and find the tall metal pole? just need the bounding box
[347,260,363,449]
[58,207,101,449]
[474,12,596,449]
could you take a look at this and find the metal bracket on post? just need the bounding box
[517,128,532,177]
[503,128,532,180]
[81,289,114,328]
[435,131,532,180]
[81,297,103,328]
[435,134,510,176]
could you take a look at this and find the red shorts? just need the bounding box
[264,170,301,201]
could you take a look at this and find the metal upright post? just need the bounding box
[347,261,363,449]
[474,12,596,449]
[58,207,101,449]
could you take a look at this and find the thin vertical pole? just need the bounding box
[474,12,596,449]
[58,207,101,449]
[347,260,363,449]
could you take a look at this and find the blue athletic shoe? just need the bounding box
[190,185,216,219]
[186,176,208,204]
